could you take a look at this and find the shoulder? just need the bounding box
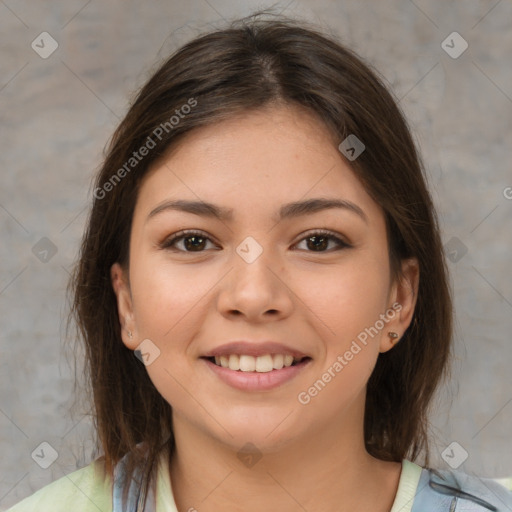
[5,457,113,512]
[412,465,512,511]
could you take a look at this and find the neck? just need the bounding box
[168,394,402,512]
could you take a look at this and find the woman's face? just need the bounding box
[111,105,418,453]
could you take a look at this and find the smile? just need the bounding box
[202,356,312,391]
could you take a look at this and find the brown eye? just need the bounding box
[295,230,351,252]
[305,235,329,251]
[160,230,216,252]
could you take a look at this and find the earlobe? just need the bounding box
[380,258,420,353]
[110,262,138,349]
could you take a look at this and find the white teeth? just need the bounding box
[239,355,256,371]
[273,354,284,370]
[255,354,273,372]
[228,354,240,371]
[211,354,303,372]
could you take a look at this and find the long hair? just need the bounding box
[67,11,453,493]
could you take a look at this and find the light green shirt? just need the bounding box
[5,454,512,512]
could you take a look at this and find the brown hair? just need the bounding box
[67,10,453,496]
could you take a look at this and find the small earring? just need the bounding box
[127,330,133,340]
[388,332,399,343]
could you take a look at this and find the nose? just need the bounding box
[216,246,294,323]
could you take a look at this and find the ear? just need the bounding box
[111,262,139,350]
[379,257,419,353]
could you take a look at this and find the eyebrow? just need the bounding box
[146,197,368,224]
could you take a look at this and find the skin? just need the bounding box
[111,104,419,512]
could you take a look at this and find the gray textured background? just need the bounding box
[1,0,511,508]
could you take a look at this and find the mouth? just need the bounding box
[201,354,312,372]
[201,354,312,391]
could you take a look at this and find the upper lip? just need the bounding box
[202,341,310,359]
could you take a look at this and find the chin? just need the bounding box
[209,411,303,453]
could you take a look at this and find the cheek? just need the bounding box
[300,253,390,342]
[130,256,217,337]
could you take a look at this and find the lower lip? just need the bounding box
[202,357,311,391]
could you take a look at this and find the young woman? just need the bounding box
[8,12,512,512]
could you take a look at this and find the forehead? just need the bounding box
[134,106,382,224]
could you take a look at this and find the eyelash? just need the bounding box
[159,229,351,253]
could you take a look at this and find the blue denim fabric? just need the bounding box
[112,450,154,512]
[411,467,512,511]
